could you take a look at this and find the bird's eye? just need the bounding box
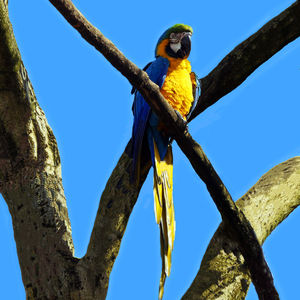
[169,33,179,43]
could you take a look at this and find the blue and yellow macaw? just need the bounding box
[131,24,200,299]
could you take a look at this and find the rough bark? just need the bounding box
[0,1,75,298]
[1,0,300,299]
[182,156,300,299]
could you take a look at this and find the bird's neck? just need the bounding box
[156,39,191,70]
[167,57,191,71]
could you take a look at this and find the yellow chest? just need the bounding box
[160,59,194,119]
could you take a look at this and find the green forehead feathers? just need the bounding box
[155,24,193,56]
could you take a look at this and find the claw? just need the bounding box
[174,110,188,133]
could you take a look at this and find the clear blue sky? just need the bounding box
[1,1,299,299]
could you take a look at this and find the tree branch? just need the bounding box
[182,156,300,299]
[76,142,151,299]
[190,1,300,120]
[47,1,300,299]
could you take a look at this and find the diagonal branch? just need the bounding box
[46,1,300,299]
[190,1,300,120]
[48,0,300,122]
[176,133,278,299]
[183,156,300,299]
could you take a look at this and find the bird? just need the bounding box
[131,24,200,299]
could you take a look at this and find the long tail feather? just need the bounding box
[153,141,175,299]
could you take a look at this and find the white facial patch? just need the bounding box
[170,42,181,53]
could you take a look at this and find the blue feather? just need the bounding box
[186,72,201,120]
[131,57,169,182]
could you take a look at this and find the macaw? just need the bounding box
[131,24,200,299]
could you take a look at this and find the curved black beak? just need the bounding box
[177,34,191,58]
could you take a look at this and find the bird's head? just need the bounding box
[155,24,193,59]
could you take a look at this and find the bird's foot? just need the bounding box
[174,110,189,134]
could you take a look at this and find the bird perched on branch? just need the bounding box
[131,24,200,299]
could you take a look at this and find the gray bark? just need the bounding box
[0,2,75,298]
[183,157,300,299]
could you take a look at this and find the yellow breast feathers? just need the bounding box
[156,39,194,118]
[161,59,194,118]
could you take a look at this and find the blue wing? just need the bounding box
[131,56,169,183]
[186,72,201,120]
